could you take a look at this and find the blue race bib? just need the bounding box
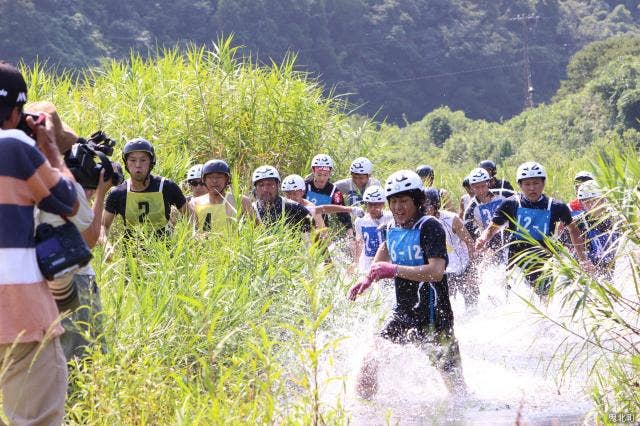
[362,226,381,257]
[478,199,502,227]
[516,206,551,241]
[387,227,424,266]
[306,190,332,206]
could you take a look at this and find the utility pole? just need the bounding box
[511,14,539,110]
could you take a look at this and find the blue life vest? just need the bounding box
[385,216,443,326]
[478,198,502,227]
[305,184,334,206]
[387,217,429,266]
[515,196,552,241]
[362,226,381,257]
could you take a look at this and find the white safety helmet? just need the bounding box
[467,167,491,184]
[280,174,305,192]
[516,161,547,182]
[311,154,334,169]
[384,170,424,198]
[252,165,281,185]
[362,185,385,203]
[574,170,595,182]
[577,181,602,200]
[186,164,203,181]
[350,157,373,175]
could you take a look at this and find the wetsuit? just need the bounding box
[379,215,462,375]
[304,179,352,232]
[490,178,514,191]
[491,194,573,294]
[105,175,186,235]
[253,196,311,232]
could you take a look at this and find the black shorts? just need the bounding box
[380,316,462,373]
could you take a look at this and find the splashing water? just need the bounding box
[315,252,619,425]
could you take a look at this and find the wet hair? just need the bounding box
[423,188,441,211]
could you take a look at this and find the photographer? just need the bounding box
[0,61,77,425]
[58,171,112,360]
[35,124,120,360]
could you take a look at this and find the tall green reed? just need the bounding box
[64,217,352,424]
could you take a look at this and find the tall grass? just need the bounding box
[63,219,350,424]
[13,40,370,423]
[23,37,379,186]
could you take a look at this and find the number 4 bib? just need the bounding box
[125,178,168,228]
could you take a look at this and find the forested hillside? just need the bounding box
[2,0,639,122]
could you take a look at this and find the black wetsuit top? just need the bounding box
[254,196,311,232]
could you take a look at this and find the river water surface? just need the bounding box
[317,258,623,425]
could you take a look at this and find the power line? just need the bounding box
[350,60,547,88]
[330,59,557,93]
[511,14,540,109]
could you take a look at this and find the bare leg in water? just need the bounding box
[356,352,379,399]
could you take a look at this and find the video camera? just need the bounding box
[65,131,124,189]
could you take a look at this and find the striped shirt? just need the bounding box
[0,129,77,344]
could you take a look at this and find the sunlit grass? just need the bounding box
[60,218,350,424]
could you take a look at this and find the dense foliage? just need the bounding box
[2,0,639,122]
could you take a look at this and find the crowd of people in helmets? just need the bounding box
[97,137,623,400]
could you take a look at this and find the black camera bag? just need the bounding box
[35,219,93,281]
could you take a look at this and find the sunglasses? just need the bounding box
[189,180,206,187]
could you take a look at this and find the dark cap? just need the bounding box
[0,62,28,119]
[479,159,497,171]
[423,188,441,210]
[416,164,434,179]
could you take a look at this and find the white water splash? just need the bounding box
[316,258,616,425]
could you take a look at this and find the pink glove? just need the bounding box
[369,262,398,280]
[348,276,373,301]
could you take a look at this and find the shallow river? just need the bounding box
[317,258,623,425]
